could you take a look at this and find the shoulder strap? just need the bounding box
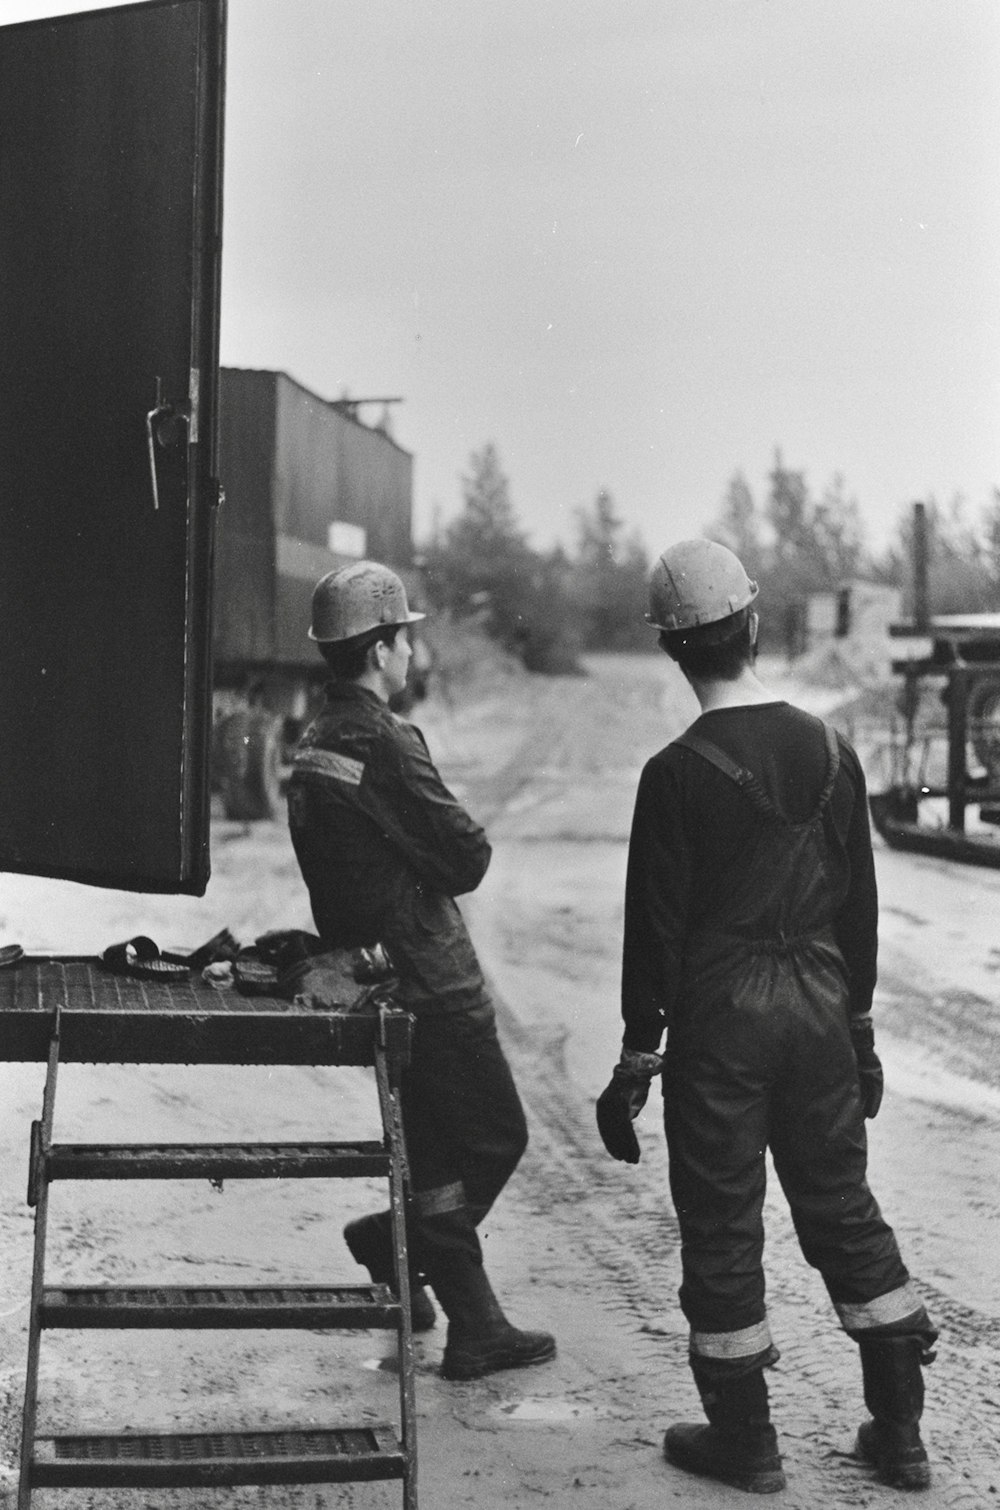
[673,730,751,787]
[673,731,778,818]
[674,720,842,822]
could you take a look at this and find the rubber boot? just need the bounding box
[431,1259,556,1381]
[856,1336,932,1489]
[343,1214,437,1333]
[663,1368,787,1494]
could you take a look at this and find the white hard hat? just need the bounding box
[646,539,758,633]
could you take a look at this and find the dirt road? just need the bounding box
[1,653,998,1508]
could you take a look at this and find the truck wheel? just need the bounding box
[214,708,283,821]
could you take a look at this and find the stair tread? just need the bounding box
[44,1141,391,1179]
[40,1282,402,1328]
[30,1423,407,1486]
[48,1140,385,1155]
[44,1283,393,1304]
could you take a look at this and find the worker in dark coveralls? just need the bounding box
[596,538,937,1493]
[287,559,555,1381]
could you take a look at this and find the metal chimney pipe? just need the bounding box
[912,501,930,630]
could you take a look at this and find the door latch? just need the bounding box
[145,372,198,510]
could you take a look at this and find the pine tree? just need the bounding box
[423,443,581,671]
[573,489,650,650]
[712,472,760,570]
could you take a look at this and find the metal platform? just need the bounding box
[0,955,412,1064]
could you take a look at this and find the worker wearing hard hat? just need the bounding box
[596,539,937,1494]
[287,560,555,1381]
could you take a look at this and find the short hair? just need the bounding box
[659,607,754,681]
[319,624,401,681]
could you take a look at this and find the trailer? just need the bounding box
[211,367,422,819]
[869,506,1000,867]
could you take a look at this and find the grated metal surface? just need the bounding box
[0,956,413,1066]
[39,1283,400,1329]
[49,1427,393,1461]
[44,1285,389,1308]
[45,1141,390,1181]
[0,957,297,1014]
[31,1424,407,1487]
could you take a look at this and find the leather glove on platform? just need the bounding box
[850,1014,884,1119]
[596,1049,664,1164]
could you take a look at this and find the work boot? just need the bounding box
[343,1214,437,1332]
[856,1335,933,1489]
[431,1259,556,1381]
[663,1368,787,1495]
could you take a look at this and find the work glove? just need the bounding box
[255,929,322,967]
[595,1049,664,1164]
[850,1015,884,1119]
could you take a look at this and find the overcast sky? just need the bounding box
[4,0,1000,557]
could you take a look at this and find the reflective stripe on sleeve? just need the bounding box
[293,747,365,786]
[835,1281,925,1332]
[690,1319,773,1360]
[411,1181,465,1218]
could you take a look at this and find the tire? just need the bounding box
[214,708,283,821]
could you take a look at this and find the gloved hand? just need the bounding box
[596,1049,664,1163]
[850,1015,884,1119]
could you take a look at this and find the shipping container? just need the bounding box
[211,367,420,818]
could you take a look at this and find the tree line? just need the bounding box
[421,442,1000,672]
[421,443,650,673]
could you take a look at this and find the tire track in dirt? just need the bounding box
[877,960,1000,1094]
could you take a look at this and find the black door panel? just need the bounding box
[0,0,225,893]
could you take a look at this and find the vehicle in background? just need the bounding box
[870,503,1000,867]
[212,367,425,819]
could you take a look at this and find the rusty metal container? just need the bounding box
[214,368,414,675]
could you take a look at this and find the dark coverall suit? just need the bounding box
[621,700,935,1378]
[286,681,528,1286]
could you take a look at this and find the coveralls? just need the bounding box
[621,700,932,1377]
[287,681,528,1285]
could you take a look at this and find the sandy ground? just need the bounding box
[0,652,998,1509]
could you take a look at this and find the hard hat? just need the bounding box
[646,538,758,634]
[309,560,426,643]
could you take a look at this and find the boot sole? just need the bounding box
[855,1428,931,1490]
[664,1435,787,1494]
[441,1336,557,1381]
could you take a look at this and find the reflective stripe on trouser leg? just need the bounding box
[690,1319,774,1362]
[835,1281,928,1333]
[410,1181,465,1219]
[408,1179,483,1281]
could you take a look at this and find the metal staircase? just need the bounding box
[18,998,418,1508]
